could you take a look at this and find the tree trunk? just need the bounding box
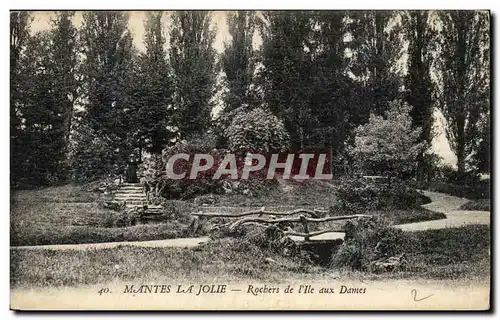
[457,152,466,177]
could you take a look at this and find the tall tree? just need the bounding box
[402,11,435,181]
[220,11,257,113]
[309,11,353,152]
[48,11,80,175]
[260,11,357,154]
[135,11,174,153]
[15,32,62,185]
[436,11,490,175]
[259,11,316,150]
[11,12,79,186]
[75,11,136,178]
[10,11,32,186]
[347,10,403,119]
[169,11,218,139]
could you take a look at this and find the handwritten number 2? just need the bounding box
[411,289,433,302]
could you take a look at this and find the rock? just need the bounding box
[371,254,407,273]
[194,194,217,205]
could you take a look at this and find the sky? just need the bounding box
[28,11,457,167]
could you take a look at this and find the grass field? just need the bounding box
[459,199,491,211]
[214,180,340,207]
[10,185,195,246]
[11,182,447,246]
[10,225,490,288]
[11,181,449,246]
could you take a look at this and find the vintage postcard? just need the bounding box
[10,10,491,311]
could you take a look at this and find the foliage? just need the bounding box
[69,122,125,182]
[459,199,490,211]
[419,181,490,200]
[10,12,79,187]
[259,11,356,152]
[76,12,137,180]
[350,99,427,178]
[347,10,403,117]
[142,139,224,200]
[331,216,407,271]
[402,11,436,181]
[436,11,490,175]
[335,177,431,211]
[220,11,259,114]
[10,12,32,176]
[134,11,175,154]
[225,107,290,152]
[169,11,218,139]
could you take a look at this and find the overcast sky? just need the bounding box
[30,11,242,53]
[28,11,457,167]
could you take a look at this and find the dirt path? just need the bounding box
[10,190,490,250]
[396,190,490,231]
[293,190,490,241]
[11,237,210,251]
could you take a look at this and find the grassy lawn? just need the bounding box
[10,185,196,246]
[369,225,491,280]
[214,180,339,207]
[12,184,99,203]
[417,181,490,200]
[11,181,447,246]
[11,225,490,288]
[328,207,445,225]
[459,199,490,211]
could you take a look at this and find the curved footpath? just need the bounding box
[10,190,490,250]
[396,190,490,231]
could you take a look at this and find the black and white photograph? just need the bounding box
[9,9,491,311]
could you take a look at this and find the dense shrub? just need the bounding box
[331,216,407,271]
[459,199,490,211]
[350,100,428,179]
[143,138,280,200]
[418,181,490,200]
[141,141,224,199]
[335,178,431,211]
[160,200,196,224]
[211,224,298,256]
[69,124,128,182]
[433,164,482,185]
[224,107,290,152]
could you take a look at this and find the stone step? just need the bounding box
[124,201,147,205]
[114,191,145,196]
[117,188,144,192]
[115,195,146,199]
[115,198,147,202]
[114,193,146,197]
[142,211,164,216]
[147,205,163,210]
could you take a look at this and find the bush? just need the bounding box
[350,100,428,179]
[419,181,490,200]
[331,216,407,271]
[434,164,481,186]
[224,107,290,152]
[142,141,224,200]
[459,200,490,211]
[69,123,128,182]
[212,224,298,257]
[335,178,431,211]
[161,200,196,224]
[143,138,281,200]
